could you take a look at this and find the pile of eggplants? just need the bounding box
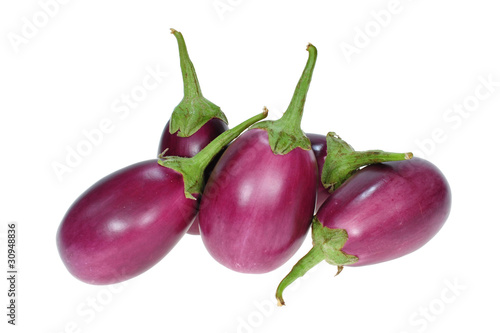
[56,29,452,306]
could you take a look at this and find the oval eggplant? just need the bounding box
[199,44,318,273]
[306,133,329,210]
[199,129,317,273]
[318,157,451,266]
[57,160,197,284]
[275,157,451,305]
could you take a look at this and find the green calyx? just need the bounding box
[321,132,413,193]
[169,28,228,137]
[158,108,268,199]
[311,217,359,268]
[250,43,317,155]
[275,216,358,306]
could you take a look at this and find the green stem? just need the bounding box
[169,29,228,137]
[171,28,202,99]
[190,107,268,169]
[275,217,359,306]
[278,43,317,131]
[276,245,324,307]
[159,108,268,199]
[250,43,317,155]
[322,132,413,192]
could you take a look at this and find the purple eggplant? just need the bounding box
[57,161,197,284]
[198,44,319,274]
[306,133,329,210]
[158,29,229,234]
[276,157,451,305]
[56,110,267,285]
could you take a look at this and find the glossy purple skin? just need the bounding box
[199,129,317,273]
[306,133,329,211]
[158,118,228,235]
[57,160,198,284]
[317,157,451,266]
[158,118,228,157]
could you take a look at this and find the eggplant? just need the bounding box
[158,29,229,235]
[56,110,267,285]
[56,161,197,284]
[198,44,319,274]
[275,157,451,305]
[306,133,329,211]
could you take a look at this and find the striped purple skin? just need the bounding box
[317,157,451,266]
[158,118,228,235]
[199,129,317,274]
[306,133,330,211]
[57,160,198,284]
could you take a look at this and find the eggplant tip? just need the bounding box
[262,106,269,117]
[405,152,413,160]
[158,148,169,159]
[170,28,177,34]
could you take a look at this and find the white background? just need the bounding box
[1,0,499,332]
